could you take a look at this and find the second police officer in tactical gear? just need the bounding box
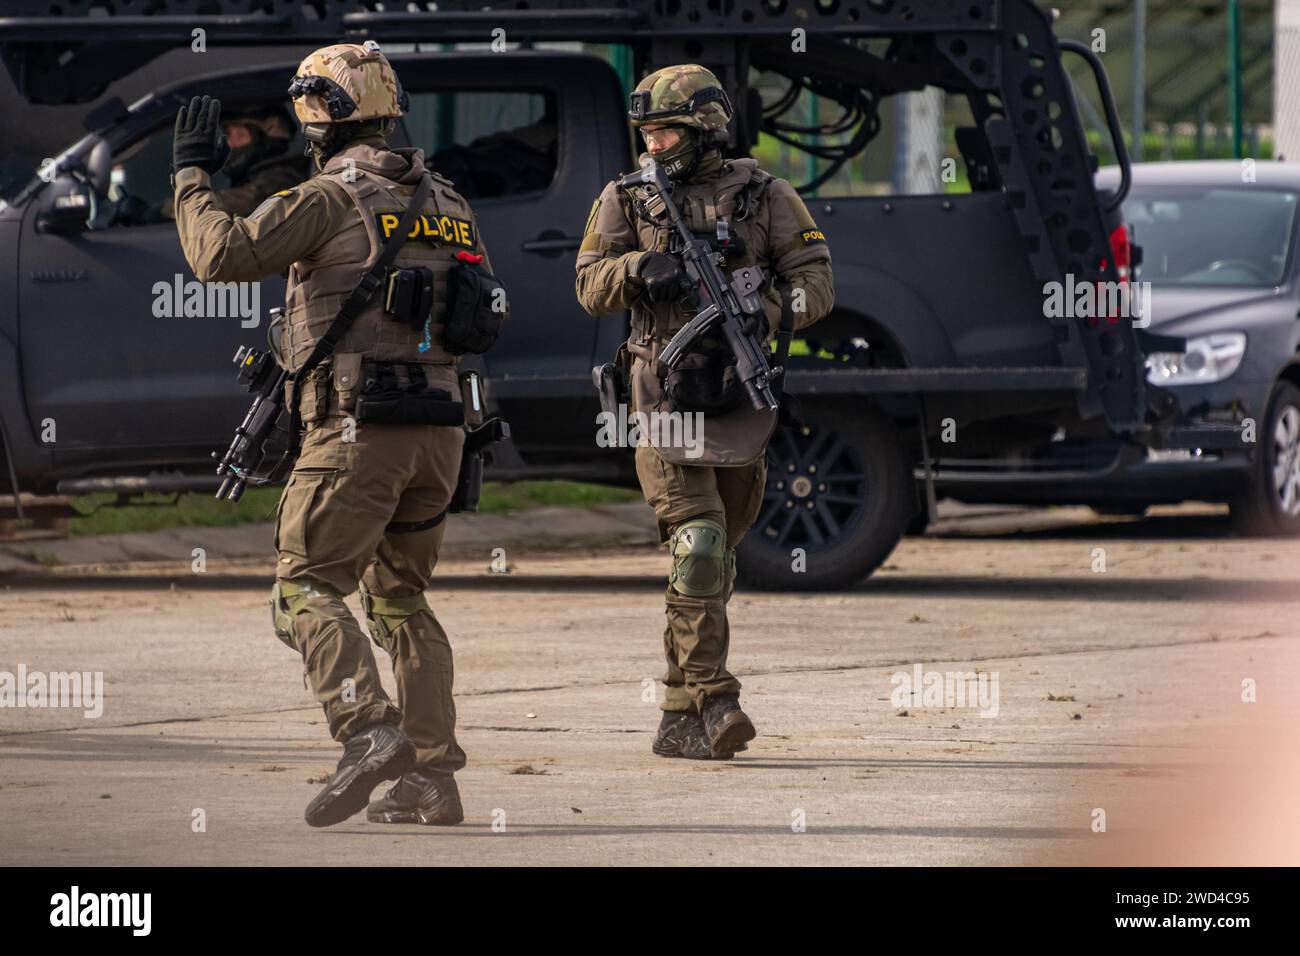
[162,102,308,220]
[172,42,497,827]
[576,65,834,760]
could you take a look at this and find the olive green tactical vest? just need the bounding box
[282,149,478,378]
[623,157,773,350]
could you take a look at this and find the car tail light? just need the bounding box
[1108,223,1133,285]
[1094,223,1134,326]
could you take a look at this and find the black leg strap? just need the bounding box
[385,507,448,535]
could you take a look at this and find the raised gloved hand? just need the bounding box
[636,251,689,304]
[172,95,230,175]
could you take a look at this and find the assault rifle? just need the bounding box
[213,306,292,502]
[617,158,780,412]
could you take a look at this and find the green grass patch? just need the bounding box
[477,480,640,514]
[68,487,283,537]
[66,480,640,536]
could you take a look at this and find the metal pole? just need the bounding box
[1132,0,1146,161]
[806,87,819,196]
[1229,0,1244,158]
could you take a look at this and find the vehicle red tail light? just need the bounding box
[1096,222,1134,325]
[1108,222,1132,285]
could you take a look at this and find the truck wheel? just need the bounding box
[1229,380,1300,536]
[736,401,910,591]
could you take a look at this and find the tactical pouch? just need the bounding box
[383,266,435,330]
[443,251,507,355]
[354,365,465,426]
[355,388,465,426]
[663,347,745,416]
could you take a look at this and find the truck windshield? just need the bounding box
[1123,187,1298,288]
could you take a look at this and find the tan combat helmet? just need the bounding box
[628,63,733,144]
[288,40,407,124]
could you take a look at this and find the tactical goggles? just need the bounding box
[287,74,359,120]
[628,86,733,124]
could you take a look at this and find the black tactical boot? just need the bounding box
[304,722,415,828]
[651,710,732,760]
[701,693,756,757]
[367,768,464,826]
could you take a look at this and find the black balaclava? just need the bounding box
[650,126,721,183]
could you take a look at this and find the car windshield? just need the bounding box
[1123,187,1298,287]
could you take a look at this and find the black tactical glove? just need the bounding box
[637,251,689,304]
[172,95,230,176]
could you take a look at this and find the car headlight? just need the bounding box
[1146,332,1247,385]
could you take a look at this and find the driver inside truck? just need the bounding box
[158,101,309,219]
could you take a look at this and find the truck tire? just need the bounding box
[736,400,910,591]
[1229,380,1300,536]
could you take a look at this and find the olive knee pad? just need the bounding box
[668,518,730,597]
[270,578,338,653]
[359,588,431,646]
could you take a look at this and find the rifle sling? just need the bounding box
[772,279,796,401]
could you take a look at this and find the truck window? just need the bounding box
[103,125,175,225]
[405,90,557,200]
[101,98,306,227]
[750,69,977,198]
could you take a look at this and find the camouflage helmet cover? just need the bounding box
[289,42,406,124]
[629,63,733,134]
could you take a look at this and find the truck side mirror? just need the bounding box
[86,137,112,195]
[35,174,96,235]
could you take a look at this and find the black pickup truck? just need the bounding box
[0,0,1244,589]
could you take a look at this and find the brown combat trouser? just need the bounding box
[274,406,466,773]
[633,445,768,713]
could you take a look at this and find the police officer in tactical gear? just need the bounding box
[172,42,492,827]
[163,102,306,219]
[576,65,834,760]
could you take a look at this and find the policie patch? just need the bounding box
[375,211,476,249]
[799,228,827,247]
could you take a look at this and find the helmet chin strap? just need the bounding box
[302,122,339,171]
[302,119,390,170]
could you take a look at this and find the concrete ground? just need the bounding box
[1,503,1297,866]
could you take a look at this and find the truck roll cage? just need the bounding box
[0,0,1159,439]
